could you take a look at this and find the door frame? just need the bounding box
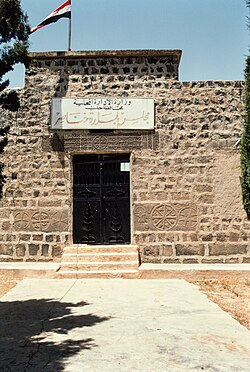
[71,152,133,245]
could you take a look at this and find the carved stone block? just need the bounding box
[13,209,69,232]
[133,203,198,231]
[63,131,159,153]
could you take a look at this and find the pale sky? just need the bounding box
[7,0,250,87]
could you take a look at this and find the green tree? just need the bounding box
[240,1,250,216]
[0,0,30,198]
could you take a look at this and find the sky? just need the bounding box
[7,0,250,87]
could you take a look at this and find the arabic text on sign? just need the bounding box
[51,97,154,130]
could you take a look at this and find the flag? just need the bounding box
[31,0,71,33]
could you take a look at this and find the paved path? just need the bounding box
[0,279,250,371]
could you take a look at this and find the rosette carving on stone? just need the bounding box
[14,212,30,230]
[31,212,50,231]
[151,204,177,231]
[178,206,198,229]
[51,211,69,231]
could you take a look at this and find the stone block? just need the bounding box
[28,244,39,256]
[2,221,10,230]
[0,245,13,256]
[229,233,239,242]
[225,257,239,263]
[143,246,160,257]
[209,244,247,256]
[161,244,173,256]
[176,244,205,256]
[183,258,199,264]
[33,234,43,241]
[16,244,26,257]
[38,200,62,208]
[52,246,62,257]
[42,244,49,256]
[190,233,199,241]
[19,234,31,242]
[142,256,161,263]
[162,258,181,264]
[216,233,226,242]
[198,195,214,204]
[201,258,224,264]
[201,234,213,242]
[195,185,213,193]
[0,257,22,262]
[46,235,54,242]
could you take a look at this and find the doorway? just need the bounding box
[73,154,131,244]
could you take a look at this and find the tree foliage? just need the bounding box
[0,0,30,93]
[241,56,250,217]
[0,0,30,198]
[240,1,250,217]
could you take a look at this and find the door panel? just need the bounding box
[73,154,130,244]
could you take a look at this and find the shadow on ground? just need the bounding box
[0,298,111,371]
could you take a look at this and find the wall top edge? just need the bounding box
[28,49,182,62]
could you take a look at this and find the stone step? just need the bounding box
[62,252,138,263]
[56,270,139,279]
[60,261,139,272]
[63,245,138,254]
[59,244,140,277]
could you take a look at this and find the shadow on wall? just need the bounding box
[48,67,70,160]
[54,68,70,98]
[0,298,111,371]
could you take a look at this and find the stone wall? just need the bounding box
[0,50,249,263]
[0,88,71,262]
[132,81,248,264]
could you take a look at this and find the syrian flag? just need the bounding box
[31,0,71,33]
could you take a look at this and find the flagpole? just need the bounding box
[68,0,72,51]
[68,17,71,51]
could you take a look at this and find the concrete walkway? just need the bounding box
[0,279,250,371]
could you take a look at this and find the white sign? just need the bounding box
[120,162,130,172]
[51,97,154,130]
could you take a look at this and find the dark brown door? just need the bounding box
[73,154,130,244]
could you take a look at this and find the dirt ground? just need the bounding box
[192,277,250,331]
[0,279,18,297]
[0,273,249,331]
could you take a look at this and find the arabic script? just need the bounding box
[51,97,154,130]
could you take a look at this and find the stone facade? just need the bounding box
[0,49,249,263]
